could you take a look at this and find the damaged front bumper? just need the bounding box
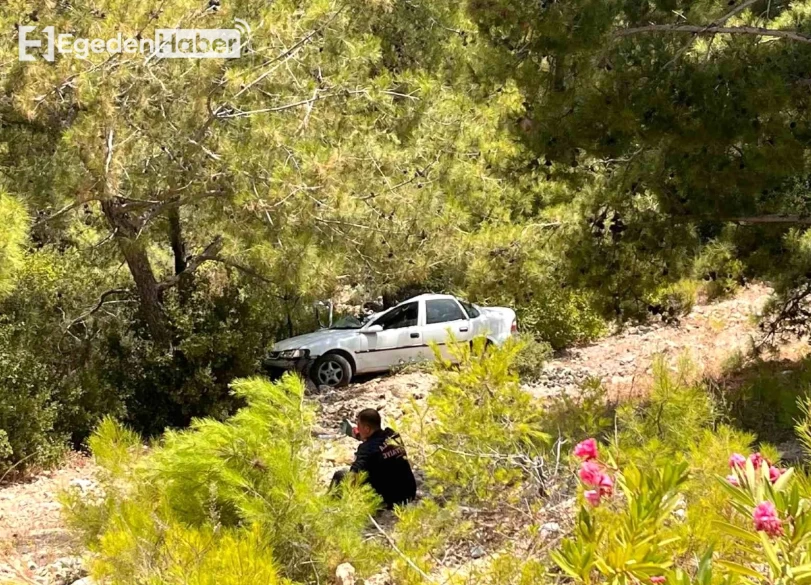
[264,350,315,374]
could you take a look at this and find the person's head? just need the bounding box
[356,408,382,441]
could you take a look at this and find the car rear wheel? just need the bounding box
[312,354,352,388]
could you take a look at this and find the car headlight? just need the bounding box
[280,349,309,359]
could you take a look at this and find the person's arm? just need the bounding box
[350,442,372,474]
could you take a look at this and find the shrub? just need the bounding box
[61,374,386,584]
[615,355,718,467]
[554,436,809,585]
[0,247,126,475]
[93,279,276,437]
[647,278,699,323]
[0,193,27,299]
[424,338,551,504]
[512,333,553,382]
[693,240,745,301]
[543,377,613,443]
[553,446,691,583]
[516,288,607,350]
[390,500,471,585]
[719,357,811,443]
[0,319,65,475]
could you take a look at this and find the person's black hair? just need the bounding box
[357,408,381,429]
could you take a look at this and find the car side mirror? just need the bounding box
[364,324,383,333]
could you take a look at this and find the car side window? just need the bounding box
[458,299,480,319]
[373,302,418,330]
[426,299,466,324]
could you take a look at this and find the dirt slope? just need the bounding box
[0,283,783,584]
[527,283,781,398]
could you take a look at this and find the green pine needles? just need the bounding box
[62,374,385,585]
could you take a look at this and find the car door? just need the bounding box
[355,301,423,372]
[458,298,489,338]
[417,298,473,361]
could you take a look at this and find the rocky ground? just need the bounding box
[0,453,93,584]
[526,283,784,398]
[0,283,793,584]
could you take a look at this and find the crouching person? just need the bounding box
[331,408,417,509]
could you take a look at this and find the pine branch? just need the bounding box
[33,198,100,226]
[209,257,274,284]
[66,288,133,332]
[616,24,811,44]
[157,235,224,292]
[691,215,811,225]
[660,0,762,68]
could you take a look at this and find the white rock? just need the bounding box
[541,521,561,538]
[335,562,356,585]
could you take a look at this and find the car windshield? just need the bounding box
[330,314,365,329]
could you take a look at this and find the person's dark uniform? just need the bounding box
[335,427,417,509]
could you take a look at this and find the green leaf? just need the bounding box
[716,560,763,580]
[759,532,781,572]
[773,467,794,492]
[711,520,760,544]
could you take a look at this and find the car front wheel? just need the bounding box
[311,354,352,388]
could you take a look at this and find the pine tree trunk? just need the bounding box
[167,206,193,305]
[101,200,170,345]
[168,206,187,276]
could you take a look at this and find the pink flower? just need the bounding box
[769,466,784,483]
[573,438,598,461]
[578,461,603,486]
[749,452,767,469]
[729,453,746,469]
[584,489,601,506]
[753,501,783,537]
[598,473,614,497]
[726,474,740,487]
[650,577,666,585]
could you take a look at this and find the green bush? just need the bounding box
[0,247,128,474]
[93,278,275,437]
[0,320,64,475]
[543,377,613,443]
[512,333,553,382]
[647,278,699,323]
[61,374,386,584]
[516,287,608,350]
[693,240,745,301]
[390,500,471,585]
[615,356,718,467]
[424,338,551,504]
[718,357,811,443]
[555,431,811,585]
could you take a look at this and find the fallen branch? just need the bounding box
[368,515,437,584]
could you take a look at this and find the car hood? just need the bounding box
[272,329,360,351]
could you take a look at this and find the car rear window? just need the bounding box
[426,299,466,324]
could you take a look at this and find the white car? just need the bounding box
[265,294,517,387]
